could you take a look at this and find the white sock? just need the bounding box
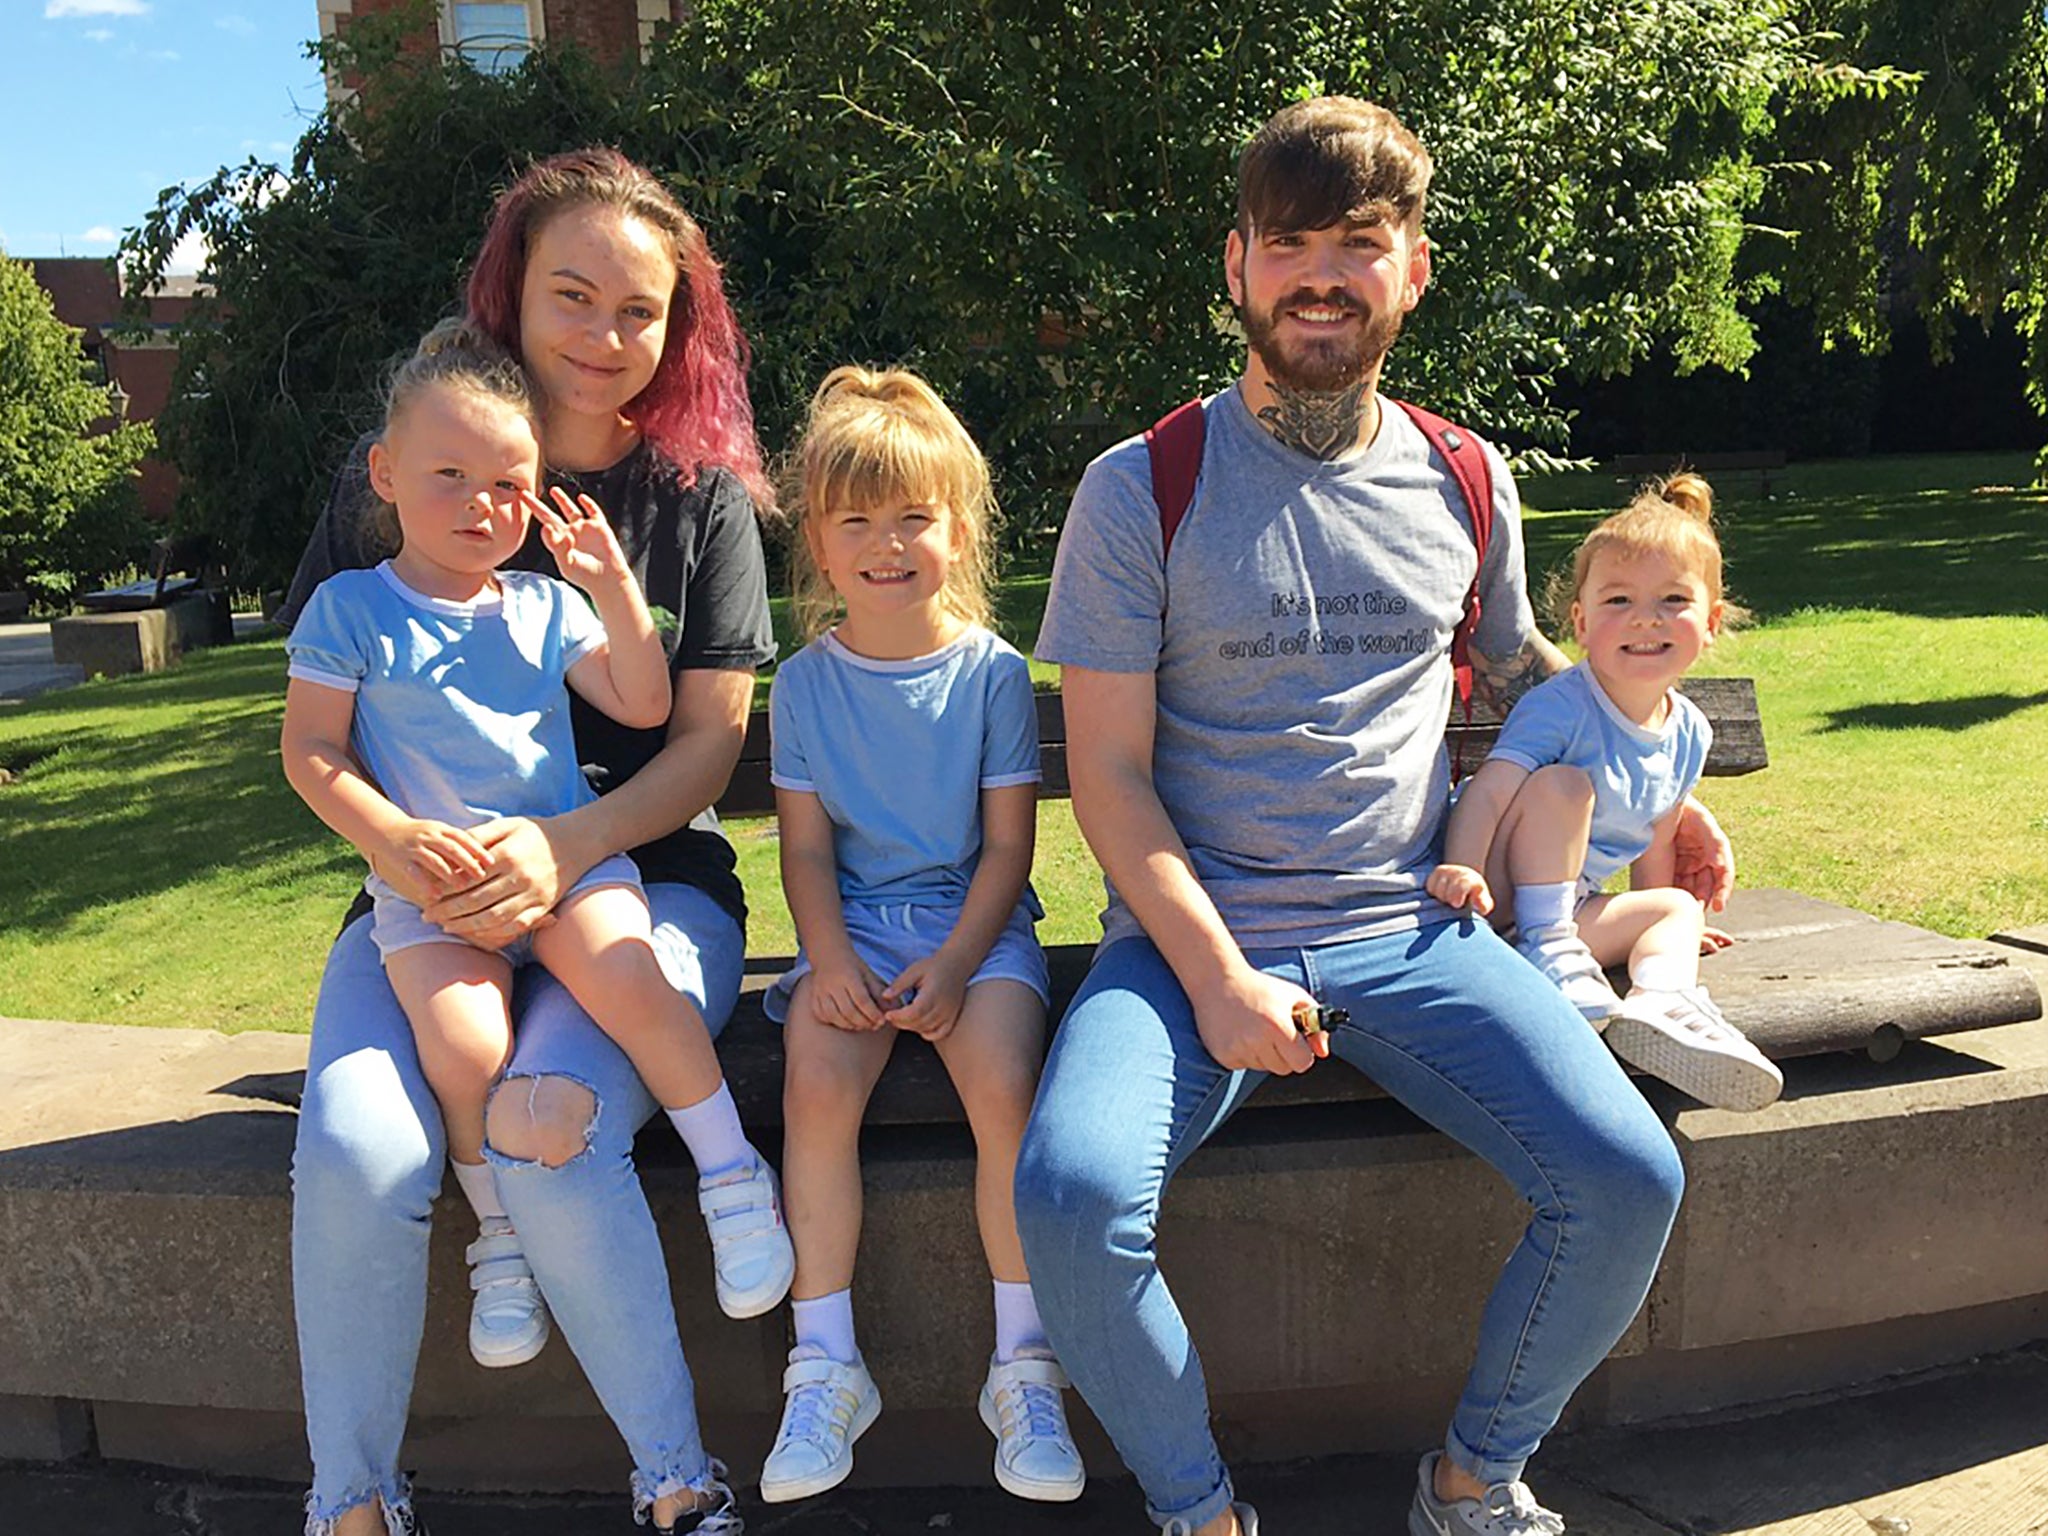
[451,1158,505,1225]
[666,1082,754,1178]
[1630,953,1696,994]
[793,1289,859,1363]
[1514,882,1577,935]
[992,1280,1048,1363]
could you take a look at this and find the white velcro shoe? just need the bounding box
[1515,924,1623,1027]
[978,1347,1085,1501]
[465,1218,549,1368]
[697,1157,796,1319]
[1607,985,1784,1111]
[758,1345,881,1502]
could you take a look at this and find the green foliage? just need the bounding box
[0,251,153,598]
[125,1,1823,586]
[1772,1,2048,475]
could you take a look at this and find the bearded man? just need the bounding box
[1017,96,1728,1536]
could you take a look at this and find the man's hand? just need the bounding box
[1671,796,1735,912]
[1193,967,1328,1076]
[1426,862,1494,915]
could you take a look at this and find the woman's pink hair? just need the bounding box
[465,147,773,509]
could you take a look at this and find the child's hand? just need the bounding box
[1701,924,1735,955]
[1426,862,1494,915]
[387,818,492,895]
[806,956,890,1031]
[882,952,969,1042]
[527,488,635,594]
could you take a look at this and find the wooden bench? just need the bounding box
[1615,450,1788,501]
[699,677,2037,1132]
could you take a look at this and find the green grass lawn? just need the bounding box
[4,451,2043,1032]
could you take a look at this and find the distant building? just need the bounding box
[316,0,695,100]
[25,258,201,523]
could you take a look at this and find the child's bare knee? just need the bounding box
[1524,763,1595,809]
[486,1075,598,1167]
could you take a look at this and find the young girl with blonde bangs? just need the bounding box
[759,367,1085,1506]
[1429,472,1783,1111]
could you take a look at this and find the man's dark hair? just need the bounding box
[1237,97,1433,236]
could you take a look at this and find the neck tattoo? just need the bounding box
[1254,380,1377,460]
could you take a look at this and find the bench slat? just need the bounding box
[716,677,1764,820]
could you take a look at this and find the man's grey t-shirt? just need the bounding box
[1036,385,1537,950]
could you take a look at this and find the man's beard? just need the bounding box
[1241,287,1403,393]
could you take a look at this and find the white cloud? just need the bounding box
[164,227,210,276]
[84,26,113,40]
[215,14,254,34]
[80,226,120,245]
[46,0,150,17]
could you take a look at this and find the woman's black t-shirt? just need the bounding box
[278,435,776,928]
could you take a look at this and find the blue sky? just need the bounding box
[2,1,325,272]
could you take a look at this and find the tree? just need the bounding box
[127,2,1829,588]
[0,251,153,599]
[1768,0,2048,476]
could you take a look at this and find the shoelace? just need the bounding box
[1482,1479,1566,1534]
[650,1466,743,1536]
[992,1375,1067,1443]
[780,1376,858,1449]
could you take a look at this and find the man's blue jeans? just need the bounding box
[1014,917,1683,1531]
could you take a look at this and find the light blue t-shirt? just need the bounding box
[1487,661,1712,887]
[769,625,1041,907]
[286,562,608,829]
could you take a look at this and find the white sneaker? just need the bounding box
[758,1345,881,1502]
[1409,1451,1564,1535]
[1515,924,1622,1026]
[647,1460,744,1535]
[697,1157,796,1319]
[465,1218,550,1368]
[977,1347,1085,1501]
[1607,986,1784,1111]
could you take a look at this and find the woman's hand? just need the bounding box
[417,815,585,950]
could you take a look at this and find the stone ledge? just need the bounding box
[47,592,222,679]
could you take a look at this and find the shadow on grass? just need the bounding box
[1820,690,2048,734]
[1521,456,2048,623]
[0,641,358,935]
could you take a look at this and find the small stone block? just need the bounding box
[0,1394,92,1461]
[0,591,28,622]
[50,608,172,677]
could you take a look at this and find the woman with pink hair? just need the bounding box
[279,149,777,1536]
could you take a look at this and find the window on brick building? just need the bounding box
[445,2,538,74]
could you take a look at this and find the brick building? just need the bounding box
[316,0,694,96]
[26,259,201,524]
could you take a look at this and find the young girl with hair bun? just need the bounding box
[759,367,1085,1507]
[1428,472,1783,1111]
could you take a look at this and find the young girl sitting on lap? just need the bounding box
[1427,472,1782,1111]
[282,323,792,1370]
[760,367,1085,1505]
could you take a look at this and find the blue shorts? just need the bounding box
[367,853,644,967]
[764,896,1050,1023]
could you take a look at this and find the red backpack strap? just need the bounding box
[1390,399,1494,709]
[1145,398,1207,561]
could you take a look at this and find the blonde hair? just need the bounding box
[369,318,542,551]
[785,367,998,641]
[1555,471,1745,632]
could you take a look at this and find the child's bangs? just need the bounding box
[809,420,962,520]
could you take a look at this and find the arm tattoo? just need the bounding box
[1253,379,1374,460]
[1472,639,1562,713]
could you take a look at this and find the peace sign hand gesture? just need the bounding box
[524,486,634,595]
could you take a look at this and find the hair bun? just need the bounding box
[1659,471,1715,523]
